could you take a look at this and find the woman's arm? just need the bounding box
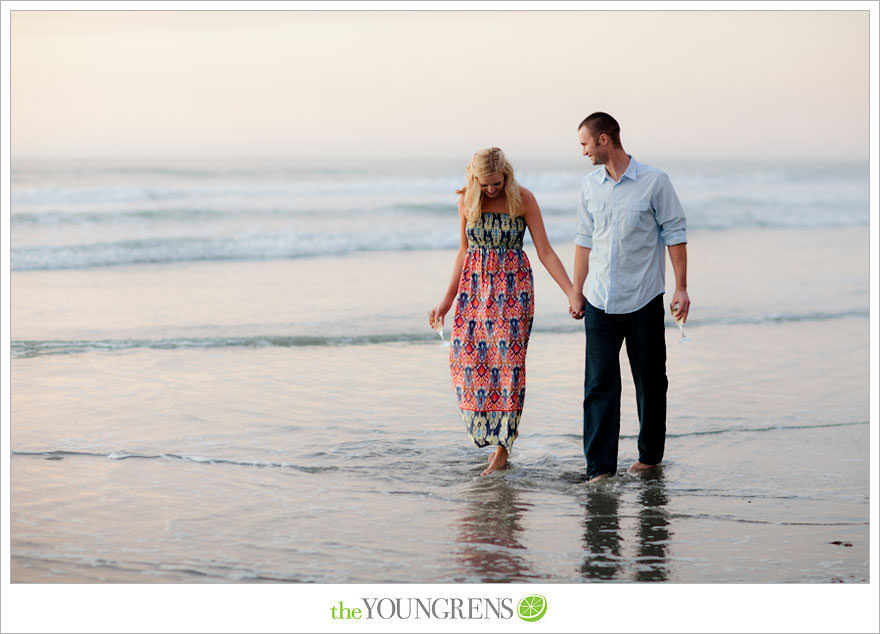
[521,188,581,308]
[429,196,469,326]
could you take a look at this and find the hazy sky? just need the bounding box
[8,7,872,160]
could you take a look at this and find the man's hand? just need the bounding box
[569,290,586,320]
[670,289,690,323]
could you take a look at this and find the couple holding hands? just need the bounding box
[429,112,689,480]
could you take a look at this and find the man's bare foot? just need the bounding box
[588,472,612,483]
[482,446,509,476]
[627,460,659,474]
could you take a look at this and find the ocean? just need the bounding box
[8,155,871,588]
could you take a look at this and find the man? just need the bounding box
[568,112,689,483]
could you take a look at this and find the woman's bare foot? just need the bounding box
[482,446,509,476]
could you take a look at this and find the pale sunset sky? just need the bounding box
[6,4,873,161]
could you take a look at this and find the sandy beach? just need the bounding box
[11,218,870,584]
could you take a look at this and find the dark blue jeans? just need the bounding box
[583,294,667,478]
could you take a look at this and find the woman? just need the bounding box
[430,148,582,475]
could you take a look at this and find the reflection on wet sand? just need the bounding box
[581,472,671,581]
[580,481,623,579]
[635,474,671,581]
[455,476,534,582]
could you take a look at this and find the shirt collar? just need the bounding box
[600,155,639,183]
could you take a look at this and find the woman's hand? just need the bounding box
[429,300,453,329]
[568,289,586,320]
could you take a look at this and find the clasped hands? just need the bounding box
[568,290,586,320]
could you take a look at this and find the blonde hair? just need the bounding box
[456,147,524,224]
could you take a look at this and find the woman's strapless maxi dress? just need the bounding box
[449,211,535,451]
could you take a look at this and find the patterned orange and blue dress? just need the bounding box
[450,211,535,451]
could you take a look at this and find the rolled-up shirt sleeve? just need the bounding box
[574,183,594,248]
[652,172,687,246]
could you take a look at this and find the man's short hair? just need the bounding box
[579,112,621,148]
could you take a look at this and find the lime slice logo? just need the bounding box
[517,594,547,622]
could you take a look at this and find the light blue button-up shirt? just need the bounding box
[575,157,687,314]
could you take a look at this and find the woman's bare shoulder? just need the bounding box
[519,186,539,209]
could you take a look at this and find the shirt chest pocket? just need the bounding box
[588,201,609,232]
[626,200,654,233]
